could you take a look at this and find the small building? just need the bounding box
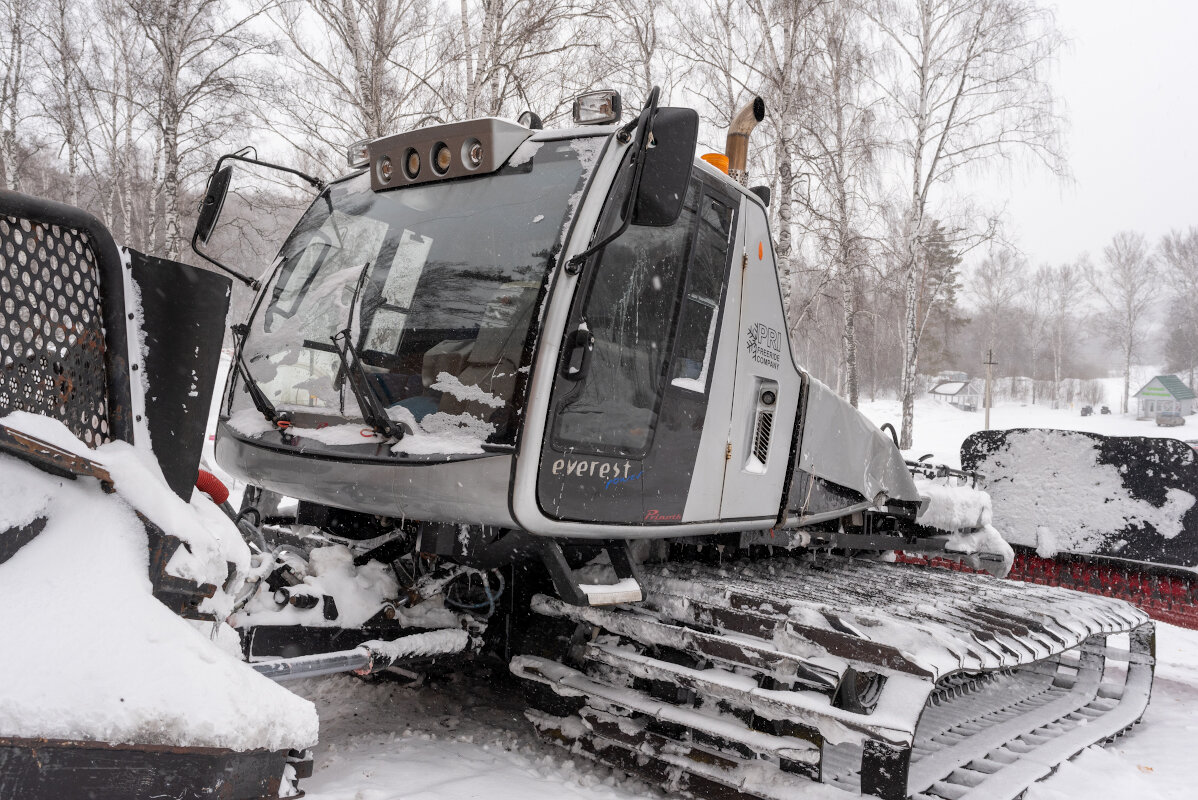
[931,379,982,412]
[1134,375,1195,417]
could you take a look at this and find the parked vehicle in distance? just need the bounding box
[1101,406,1111,414]
[1081,405,1093,416]
[1156,410,1186,427]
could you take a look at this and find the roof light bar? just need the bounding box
[366,118,532,192]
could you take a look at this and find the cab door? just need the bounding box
[718,200,802,519]
[536,178,737,524]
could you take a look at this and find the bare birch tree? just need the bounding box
[1045,259,1086,407]
[597,0,692,107]
[37,0,88,206]
[674,0,752,134]
[1087,232,1157,414]
[1158,228,1198,390]
[0,0,39,190]
[451,0,597,121]
[798,0,881,406]
[969,247,1024,361]
[741,0,822,326]
[1024,264,1051,401]
[129,0,269,258]
[266,0,444,162]
[869,0,1064,448]
[79,0,151,241]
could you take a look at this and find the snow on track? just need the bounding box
[1028,623,1198,800]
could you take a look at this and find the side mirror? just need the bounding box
[632,107,698,227]
[195,164,232,245]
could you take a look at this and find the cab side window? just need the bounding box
[669,195,734,391]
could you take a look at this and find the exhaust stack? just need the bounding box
[725,97,765,185]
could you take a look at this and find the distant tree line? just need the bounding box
[962,231,1198,415]
[1,0,1074,445]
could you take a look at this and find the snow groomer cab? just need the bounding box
[197,87,920,600]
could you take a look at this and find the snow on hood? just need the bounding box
[0,411,317,751]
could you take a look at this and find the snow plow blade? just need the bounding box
[512,556,1154,800]
[962,428,1198,627]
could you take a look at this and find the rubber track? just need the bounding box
[512,554,1154,800]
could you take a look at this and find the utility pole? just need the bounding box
[984,350,997,430]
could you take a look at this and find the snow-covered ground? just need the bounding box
[857,394,1194,468]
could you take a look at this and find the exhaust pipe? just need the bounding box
[725,97,765,185]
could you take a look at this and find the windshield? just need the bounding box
[236,136,600,453]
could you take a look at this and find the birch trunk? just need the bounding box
[0,1,21,191]
[1122,342,1131,414]
[841,261,859,407]
[899,257,919,449]
[162,107,180,259]
[775,137,795,312]
[0,129,16,190]
[147,134,162,252]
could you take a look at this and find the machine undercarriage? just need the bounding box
[211,485,1154,800]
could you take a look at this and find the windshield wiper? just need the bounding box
[331,329,407,441]
[231,323,288,427]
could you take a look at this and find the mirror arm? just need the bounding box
[564,86,660,276]
[214,151,327,192]
[190,150,328,290]
[190,227,261,290]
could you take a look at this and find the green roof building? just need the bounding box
[1133,375,1195,417]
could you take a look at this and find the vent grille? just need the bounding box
[752,409,773,464]
[0,215,112,445]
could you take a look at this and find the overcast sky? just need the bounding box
[985,0,1198,266]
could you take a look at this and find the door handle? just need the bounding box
[562,328,594,381]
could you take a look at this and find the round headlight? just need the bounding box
[403,148,420,179]
[464,138,484,168]
[432,142,452,174]
[377,155,393,183]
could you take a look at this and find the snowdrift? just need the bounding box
[0,411,317,752]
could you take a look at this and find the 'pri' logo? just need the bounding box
[745,323,781,368]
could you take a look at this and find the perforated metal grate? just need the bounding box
[0,214,113,445]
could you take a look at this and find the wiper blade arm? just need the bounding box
[331,329,407,441]
[231,324,286,426]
